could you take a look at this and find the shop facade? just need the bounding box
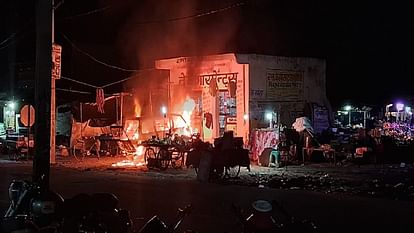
[155,53,330,144]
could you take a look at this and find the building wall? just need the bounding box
[156,53,329,142]
[156,54,249,142]
[236,54,329,127]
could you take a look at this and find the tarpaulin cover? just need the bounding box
[292,117,314,133]
[72,96,118,126]
[249,129,279,161]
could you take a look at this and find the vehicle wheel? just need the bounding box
[157,148,170,170]
[144,147,156,163]
[224,165,241,179]
[8,149,18,161]
[171,151,184,169]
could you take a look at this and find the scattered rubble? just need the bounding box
[54,155,414,201]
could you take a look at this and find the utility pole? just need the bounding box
[50,0,63,164]
[50,0,56,164]
[34,0,52,189]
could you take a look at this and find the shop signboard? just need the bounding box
[199,72,238,91]
[266,70,303,101]
[52,43,62,80]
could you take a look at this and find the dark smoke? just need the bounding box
[113,0,242,68]
[101,0,242,117]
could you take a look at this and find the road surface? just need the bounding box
[1,161,414,233]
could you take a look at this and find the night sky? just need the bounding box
[1,0,413,107]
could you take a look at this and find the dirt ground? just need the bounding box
[50,154,414,201]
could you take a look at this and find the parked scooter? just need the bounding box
[138,204,194,233]
[232,200,319,233]
[1,179,132,233]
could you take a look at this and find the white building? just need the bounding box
[156,53,331,143]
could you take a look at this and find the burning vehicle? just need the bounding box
[122,113,192,142]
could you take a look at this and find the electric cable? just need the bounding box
[61,33,138,72]
[61,76,99,88]
[56,88,93,94]
[0,20,34,51]
[0,32,17,47]
[132,1,246,25]
[63,5,112,20]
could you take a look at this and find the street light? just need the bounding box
[8,101,16,110]
[161,106,167,116]
[161,106,167,138]
[265,112,273,128]
[343,105,352,126]
[396,103,404,122]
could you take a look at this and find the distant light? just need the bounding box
[161,106,167,115]
[405,106,411,113]
[344,105,352,111]
[243,113,249,120]
[343,111,348,115]
[396,103,404,111]
[265,112,273,121]
[8,101,15,110]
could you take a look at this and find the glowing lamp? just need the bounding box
[396,103,404,111]
[344,105,352,111]
[265,112,273,121]
[161,106,167,115]
[405,106,411,113]
[8,101,16,110]
[243,113,249,120]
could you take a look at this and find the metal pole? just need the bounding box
[34,0,52,189]
[120,93,123,126]
[116,94,119,124]
[80,102,83,137]
[50,0,56,164]
[363,111,367,128]
[27,106,31,158]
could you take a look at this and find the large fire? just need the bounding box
[111,145,146,168]
[123,120,139,140]
[113,97,196,168]
[178,97,195,136]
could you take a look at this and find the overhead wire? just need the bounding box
[61,33,138,72]
[132,1,246,24]
[0,32,17,47]
[0,20,34,51]
[60,68,155,90]
[61,76,99,89]
[100,68,156,88]
[59,1,246,72]
[63,5,112,20]
[56,88,93,95]
[50,2,248,90]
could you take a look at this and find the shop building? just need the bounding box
[155,53,330,143]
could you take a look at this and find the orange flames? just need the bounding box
[111,145,146,168]
[134,99,141,117]
[178,97,195,136]
[123,120,139,141]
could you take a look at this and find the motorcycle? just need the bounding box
[1,179,132,233]
[232,200,319,233]
[138,204,194,233]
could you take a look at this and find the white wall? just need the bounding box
[236,54,329,126]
